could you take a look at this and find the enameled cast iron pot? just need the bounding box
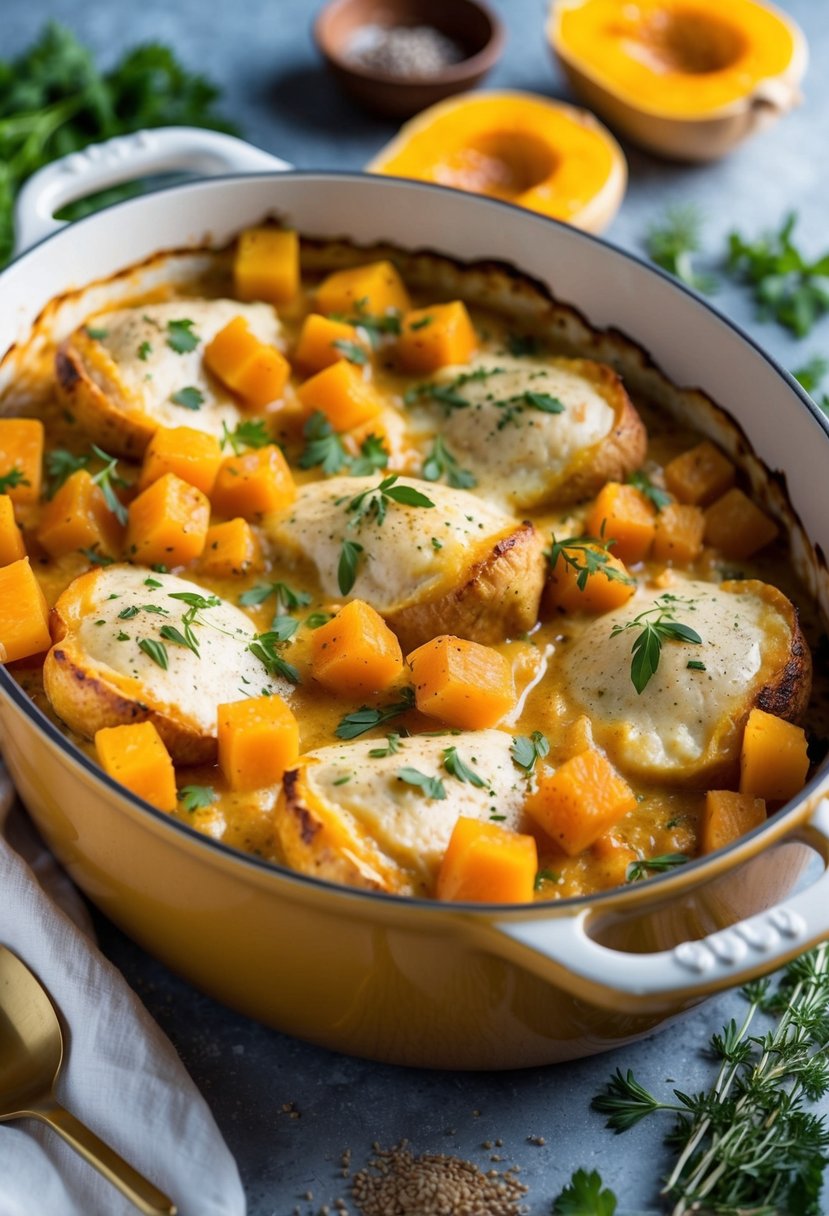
[2,128,829,1070]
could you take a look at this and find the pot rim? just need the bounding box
[2,165,828,916]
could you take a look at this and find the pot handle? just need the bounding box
[13,126,292,256]
[488,797,829,1012]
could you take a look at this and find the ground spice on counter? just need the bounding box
[350,1142,529,1216]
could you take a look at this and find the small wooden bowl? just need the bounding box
[314,0,505,118]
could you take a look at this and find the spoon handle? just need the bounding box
[30,1101,177,1215]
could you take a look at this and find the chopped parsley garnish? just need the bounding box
[221,418,271,453]
[396,766,446,800]
[46,448,91,496]
[337,538,364,595]
[611,594,703,694]
[727,211,829,336]
[178,785,216,813]
[166,317,200,353]
[0,466,30,495]
[248,631,301,684]
[491,390,565,430]
[625,852,690,883]
[138,638,168,670]
[442,746,486,787]
[299,411,348,474]
[144,576,163,589]
[409,315,433,330]
[547,533,635,591]
[269,615,300,643]
[89,445,129,524]
[687,659,707,671]
[627,469,672,511]
[332,338,368,365]
[348,433,389,476]
[305,611,334,629]
[137,340,152,361]
[85,325,109,340]
[335,686,415,740]
[340,299,402,346]
[79,545,114,566]
[421,435,476,489]
[170,385,205,410]
[238,581,311,611]
[534,868,561,891]
[368,732,403,758]
[404,365,503,412]
[511,731,550,773]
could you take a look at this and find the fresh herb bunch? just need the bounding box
[593,944,829,1215]
[727,212,829,337]
[646,205,717,294]
[0,23,237,264]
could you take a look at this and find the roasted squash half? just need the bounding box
[548,0,807,161]
[366,90,627,234]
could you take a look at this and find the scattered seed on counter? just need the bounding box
[350,1143,529,1216]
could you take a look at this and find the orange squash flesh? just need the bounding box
[316,261,411,318]
[651,502,706,564]
[217,695,300,792]
[739,708,809,803]
[293,314,366,374]
[310,599,404,696]
[0,496,26,565]
[204,316,290,408]
[525,748,637,856]
[125,472,210,567]
[701,789,766,854]
[367,90,627,235]
[664,440,735,507]
[0,557,52,662]
[436,817,538,904]
[233,227,299,304]
[37,469,124,560]
[396,302,477,374]
[544,542,635,615]
[199,518,260,578]
[94,721,177,813]
[0,419,44,505]
[704,488,778,560]
[296,360,383,432]
[407,635,515,730]
[211,446,296,518]
[138,426,224,497]
[584,481,656,565]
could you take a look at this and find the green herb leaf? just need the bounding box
[166,317,199,353]
[534,867,560,890]
[627,469,672,511]
[409,315,433,331]
[793,356,829,394]
[396,766,446,800]
[46,449,91,497]
[0,466,31,495]
[506,333,538,357]
[335,687,415,740]
[368,732,403,758]
[159,623,200,657]
[404,366,504,412]
[220,418,271,454]
[80,545,114,566]
[138,638,168,670]
[611,594,702,694]
[178,784,216,813]
[510,731,550,773]
[170,385,204,410]
[552,1168,617,1216]
[89,444,129,525]
[625,852,690,883]
[338,538,364,595]
[304,611,334,629]
[238,581,311,611]
[269,615,299,643]
[137,340,152,361]
[421,435,477,489]
[646,204,717,294]
[547,533,636,592]
[727,211,829,336]
[348,433,389,477]
[85,325,108,339]
[298,411,349,474]
[248,632,300,684]
[442,746,486,787]
[332,338,368,365]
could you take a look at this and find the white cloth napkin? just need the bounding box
[0,766,246,1216]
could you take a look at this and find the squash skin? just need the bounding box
[549,0,808,162]
[366,90,627,234]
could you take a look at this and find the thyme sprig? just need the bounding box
[625,852,690,883]
[592,944,829,1215]
[610,593,702,694]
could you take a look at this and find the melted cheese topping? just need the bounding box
[267,475,518,613]
[83,299,282,435]
[408,354,615,509]
[555,577,793,778]
[74,565,291,731]
[300,730,528,889]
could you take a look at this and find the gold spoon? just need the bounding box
[0,944,177,1215]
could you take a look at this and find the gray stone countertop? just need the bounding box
[4,0,829,1212]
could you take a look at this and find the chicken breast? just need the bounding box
[43,564,292,764]
[55,300,283,458]
[265,475,546,651]
[277,730,530,895]
[406,354,646,510]
[551,577,811,784]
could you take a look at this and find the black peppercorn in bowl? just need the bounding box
[313,0,505,117]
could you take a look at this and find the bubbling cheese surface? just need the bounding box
[555,577,793,778]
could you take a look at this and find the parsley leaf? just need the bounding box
[510,731,550,773]
[248,632,300,684]
[46,449,91,497]
[396,766,446,800]
[611,594,702,694]
[442,746,486,787]
[627,469,672,511]
[166,317,200,353]
[646,204,717,294]
[793,356,829,394]
[547,533,635,592]
[727,211,829,336]
[345,474,434,529]
[221,418,271,453]
[0,466,30,495]
[335,687,415,740]
[368,732,403,758]
[331,338,368,365]
[348,433,389,476]
[338,538,364,595]
[137,340,152,361]
[238,582,311,611]
[404,366,503,412]
[89,444,129,524]
[178,784,216,813]
[552,1168,617,1215]
[421,435,477,489]
[298,411,349,474]
[170,385,204,410]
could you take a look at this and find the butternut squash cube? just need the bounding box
[126,472,210,567]
[701,790,766,854]
[0,496,26,565]
[199,518,261,578]
[94,721,177,813]
[544,542,635,615]
[316,260,411,317]
[651,502,705,565]
[664,440,735,507]
[37,470,124,560]
[204,316,290,408]
[436,816,538,904]
[704,488,778,560]
[139,426,223,496]
[396,301,477,373]
[0,557,51,662]
[233,227,299,304]
[296,360,382,432]
[293,314,366,373]
[217,695,300,792]
[525,749,637,856]
[311,599,404,695]
[211,446,296,518]
[0,418,44,505]
[407,635,515,729]
[739,708,809,803]
[584,482,656,565]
